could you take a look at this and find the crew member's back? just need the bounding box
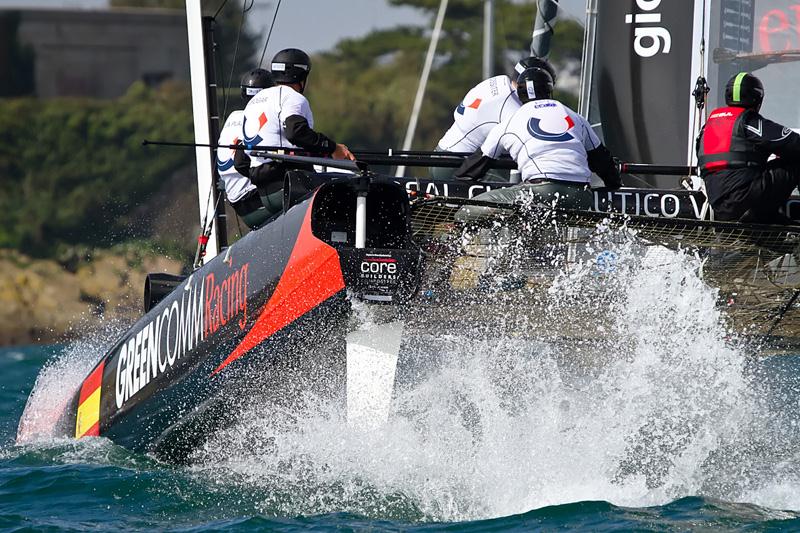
[217,68,273,229]
[236,48,354,216]
[697,71,800,223]
[432,56,556,180]
[455,67,620,190]
[438,75,520,154]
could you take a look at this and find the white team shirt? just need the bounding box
[216,110,257,204]
[480,99,601,183]
[437,75,521,152]
[241,85,314,167]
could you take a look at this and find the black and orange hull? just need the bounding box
[52,175,421,460]
[43,170,800,460]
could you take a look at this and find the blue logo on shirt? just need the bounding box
[527,117,574,142]
[241,115,264,146]
[456,102,466,115]
[217,157,235,171]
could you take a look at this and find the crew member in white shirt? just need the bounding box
[217,68,273,229]
[454,66,621,192]
[431,56,557,180]
[235,48,354,217]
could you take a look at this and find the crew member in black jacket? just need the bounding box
[697,71,800,223]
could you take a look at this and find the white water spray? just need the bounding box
[16,320,129,444]
[13,225,800,521]
[190,227,800,521]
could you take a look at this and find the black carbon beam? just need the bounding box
[620,163,697,176]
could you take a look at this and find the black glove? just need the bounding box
[603,170,623,190]
[454,151,493,182]
[587,145,621,189]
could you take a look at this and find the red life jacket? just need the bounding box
[698,106,764,174]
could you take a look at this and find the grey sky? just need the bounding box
[0,0,586,55]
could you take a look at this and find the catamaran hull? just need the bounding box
[43,176,421,461]
[25,172,800,459]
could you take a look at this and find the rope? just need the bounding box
[213,0,229,19]
[700,0,707,122]
[220,0,254,122]
[234,206,243,238]
[194,180,217,269]
[194,190,225,269]
[258,0,283,67]
[210,0,255,240]
[688,0,708,186]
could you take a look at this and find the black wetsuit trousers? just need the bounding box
[705,162,800,222]
[230,190,270,230]
[249,162,316,218]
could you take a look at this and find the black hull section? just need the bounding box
[53,175,421,459]
[113,294,350,461]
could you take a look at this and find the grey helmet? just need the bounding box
[516,67,554,103]
[514,56,557,85]
[240,68,274,101]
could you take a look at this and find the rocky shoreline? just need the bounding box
[0,249,185,346]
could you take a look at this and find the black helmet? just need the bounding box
[270,48,311,85]
[725,72,764,110]
[515,56,557,84]
[516,67,554,103]
[240,68,273,100]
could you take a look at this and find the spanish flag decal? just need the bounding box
[75,361,105,438]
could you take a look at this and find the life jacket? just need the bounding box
[698,106,764,174]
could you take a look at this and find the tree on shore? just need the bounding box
[0,0,584,257]
[0,82,194,256]
[310,0,583,151]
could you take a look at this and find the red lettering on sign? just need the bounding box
[204,262,249,337]
[238,264,249,329]
[792,5,800,43]
[759,8,792,53]
[204,273,216,336]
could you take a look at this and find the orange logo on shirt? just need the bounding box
[258,113,268,129]
[468,98,482,109]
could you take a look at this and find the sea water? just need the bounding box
[4,230,800,531]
